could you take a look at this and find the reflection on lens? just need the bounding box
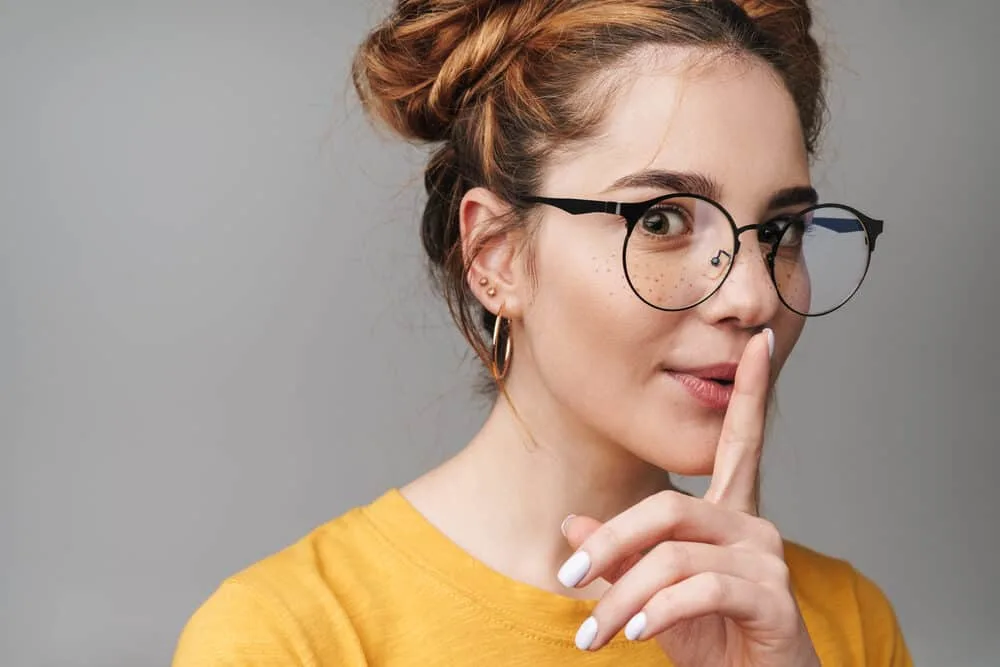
[624,196,735,310]
[773,206,870,316]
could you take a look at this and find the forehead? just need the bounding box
[544,46,810,202]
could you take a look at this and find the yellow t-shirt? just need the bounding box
[173,489,912,666]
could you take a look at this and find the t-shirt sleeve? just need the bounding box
[172,578,368,667]
[853,567,914,667]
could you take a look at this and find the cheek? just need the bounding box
[529,217,634,313]
[772,260,813,315]
[523,220,651,382]
[772,312,806,372]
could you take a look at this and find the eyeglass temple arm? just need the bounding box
[813,216,884,251]
[524,196,619,215]
[523,196,650,224]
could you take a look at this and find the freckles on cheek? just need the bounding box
[535,250,630,352]
[531,220,637,337]
[552,250,648,361]
[591,251,633,302]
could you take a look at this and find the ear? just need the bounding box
[460,187,528,318]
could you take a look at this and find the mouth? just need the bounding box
[661,363,738,411]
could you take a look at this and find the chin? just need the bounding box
[639,424,722,477]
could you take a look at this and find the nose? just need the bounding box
[699,230,782,329]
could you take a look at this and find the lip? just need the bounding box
[668,363,739,382]
[662,363,739,410]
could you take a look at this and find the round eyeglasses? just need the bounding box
[525,193,884,317]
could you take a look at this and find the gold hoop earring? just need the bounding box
[491,305,512,381]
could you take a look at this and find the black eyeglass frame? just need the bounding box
[523,193,884,317]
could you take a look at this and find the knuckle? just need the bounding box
[723,430,754,449]
[643,586,673,623]
[772,592,801,624]
[651,541,693,581]
[592,522,624,559]
[752,517,785,553]
[762,553,792,588]
[702,573,729,606]
[653,490,686,522]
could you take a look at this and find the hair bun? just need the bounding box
[737,0,809,21]
[734,0,818,64]
[353,0,548,143]
[733,0,818,59]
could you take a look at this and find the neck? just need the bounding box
[402,381,674,598]
[468,399,674,521]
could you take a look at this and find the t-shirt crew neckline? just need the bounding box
[360,488,647,651]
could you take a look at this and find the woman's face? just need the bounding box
[510,49,811,475]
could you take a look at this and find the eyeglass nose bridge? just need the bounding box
[727,221,786,268]
[699,221,786,317]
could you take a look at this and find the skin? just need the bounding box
[402,46,820,665]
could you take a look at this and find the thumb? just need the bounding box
[560,514,641,585]
[561,513,602,547]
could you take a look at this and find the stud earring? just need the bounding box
[479,276,497,297]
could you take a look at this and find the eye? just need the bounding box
[760,216,804,248]
[778,217,806,247]
[638,206,691,237]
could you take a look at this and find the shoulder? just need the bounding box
[782,539,855,589]
[782,540,913,666]
[782,539,894,614]
[172,504,379,667]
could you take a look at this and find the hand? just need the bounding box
[558,329,820,667]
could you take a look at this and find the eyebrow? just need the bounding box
[606,170,723,201]
[604,169,819,211]
[768,185,819,210]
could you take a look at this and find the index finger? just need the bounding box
[702,328,774,515]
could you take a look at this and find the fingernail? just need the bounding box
[764,327,775,359]
[557,551,591,587]
[575,616,598,650]
[559,514,575,537]
[624,611,647,640]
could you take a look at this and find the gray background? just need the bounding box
[1,1,997,665]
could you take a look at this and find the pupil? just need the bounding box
[759,222,780,243]
[643,212,665,233]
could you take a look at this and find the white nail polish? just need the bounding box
[765,327,775,359]
[575,616,598,650]
[624,611,647,641]
[559,514,575,537]
[557,551,591,587]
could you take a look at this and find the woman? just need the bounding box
[174,0,910,664]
